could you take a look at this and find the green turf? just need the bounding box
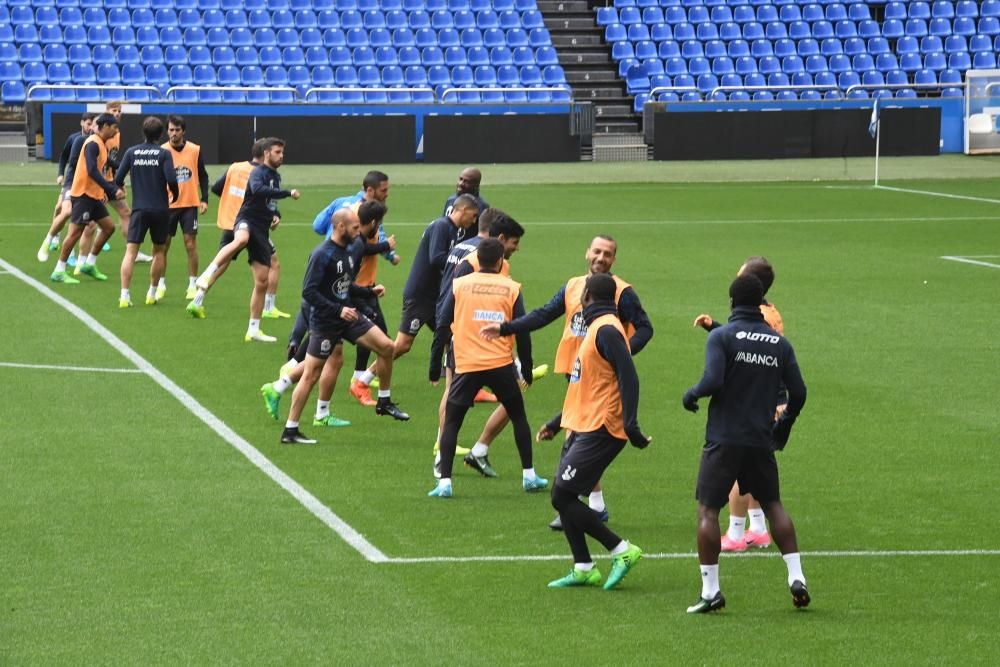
[1,169,997,663]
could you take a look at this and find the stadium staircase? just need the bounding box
[539,0,650,159]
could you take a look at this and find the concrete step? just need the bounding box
[595,103,632,117]
[595,119,642,134]
[559,52,612,65]
[571,85,627,98]
[565,69,620,83]
[544,16,599,30]
[537,0,590,11]
[551,33,603,47]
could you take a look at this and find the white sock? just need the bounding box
[783,553,805,586]
[247,319,260,335]
[728,516,746,541]
[352,370,364,381]
[201,263,218,280]
[588,490,606,512]
[55,260,67,272]
[44,234,54,245]
[264,293,275,311]
[315,400,330,419]
[158,277,166,289]
[192,289,206,306]
[522,468,536,481]
[188,275,197,288]
[273,376,293,394]
[359,370,375,385]
[120,288,129,300]
[285,419,298,429]
[700,564,720,598]
[85,253,97,266]
[377,389,390,399]
[610,540,629,556]
[471,442,489,457]
[574,562,595,572]
[147,285,156,298]
[748,509,767,533]
[439,477,451,486]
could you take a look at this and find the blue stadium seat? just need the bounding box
[973,51,997,68]
[861,70,883,86]
[798,38,819,56]
[924,51,946,70]
[978,17,1000,34]
[423,46,444,64]
[820,38,842,56]
[876,53,898,71]
[15,25,41,44]
[141,45,164,64]
[213,46,236,65]
[188,45,211,64]
[22,62,46,83]
[324,28,347,46]
[940,67,962,83]
[900,52,922,71]
[393,28,416,46]
[169,63,193,84]
[438,28,461,46]
[207,28,230,47]
[920,35,942,53]
[43,43,68,64]
[828,53,850,72]
[882,19,904,38]
[230,27,253,47]
[848,4,870,21]
[1,80,26,104]
[376,46,398,65]
[728,39,750,57]
[370,27,392,46]
[906,19,929,36]
[914,68,937,83]
[353,46,376,65]
[940,86,963,96]
[957,0,979,17]
[236,46,259,66]
[399,45,420,65]
[461,28,483,47]
[969,34,992,52]
[673,21,696,40]
[750,39,772,57]
[96,62,120,84]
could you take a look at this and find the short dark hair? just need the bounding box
[476,237,504,268]
[730,274,764,307]
[741,256,775,295]
[81,112,95,121]
[489,214,524,240]
[585,272,616,304]
[259,137,285,153]
[94,113,117,128]
[358,200,387,226]
[363,170,389,190]
[593,234,617,255]
[251,138,268,159]
[167,114,186,130]
[141,116,164,142]
[452,193,479,211]
[478,207,503,233]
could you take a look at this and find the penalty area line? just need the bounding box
[383,549,1000,564]
[0,256,389,564]
[0,361,144,374]
[941,256,1000,270]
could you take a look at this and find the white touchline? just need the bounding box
[0,257,389,564]
[876,184,1000,205]
[941,255,1000,270]
[0,361,144,374]
[383,549,1000,564]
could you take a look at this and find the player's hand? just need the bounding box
[693,314,713,330]
[372,284,385,298]
[198,202,208,214]
[770,415,795,451]
[390,254,400,266]
[627,427,651,449]
[536,424,556,442]
[479,323,502,340]
[340,306,358,321]
[385,234,396,250]
[114,189,126,201]
[270,215,280,230]
[774,403,787,422]
[56,175,64,186]
[289,189,301,200]
[682,390,700,413]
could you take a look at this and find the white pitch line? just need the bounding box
[0,257,389,564]
[941,255,1000,270]
[384,549,1000,564]
[0,361,144,374]
[876,184,1000,205]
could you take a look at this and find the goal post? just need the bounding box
[964,69,1000,155]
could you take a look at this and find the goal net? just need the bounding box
[965,69,1000,154]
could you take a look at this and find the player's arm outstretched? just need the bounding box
[618,287,654,355]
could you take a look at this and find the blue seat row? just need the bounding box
[0,0,539,10]
[632,86,964,112]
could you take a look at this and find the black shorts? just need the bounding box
[70,195,109,226]
[553,428,626,496]
[168,207,199,236]
[695,442,781,509]
[447,363,522,410]
[127,210,169,245]
[234,220,273,266]
[306,316,376,358]
[399,297,436,336]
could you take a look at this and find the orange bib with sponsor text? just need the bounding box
[451,272,521,374]
[216,161,253,230]
[162,140,201,209]
[561,313,629,439]
[554,274,633,374]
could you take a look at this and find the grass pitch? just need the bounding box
[1,158,997,664]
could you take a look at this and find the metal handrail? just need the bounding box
[26,83,163,100]
[843,82,960,96]
[708,83,841,98]
[163,85,300,101]
[439,85,572,102]
[647,85,699,98]
[302,85,436,102]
